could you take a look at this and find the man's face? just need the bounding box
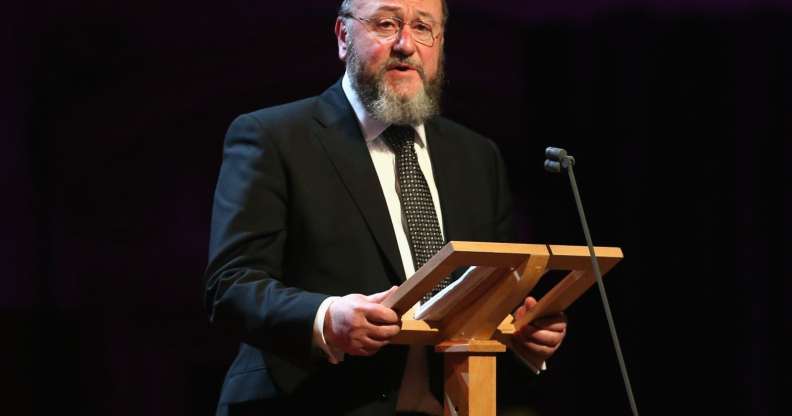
[341,0,444,99]
[336,0,445,124]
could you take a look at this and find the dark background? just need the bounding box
[3,0,788,414]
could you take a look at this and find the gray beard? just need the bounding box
[347,39,444,125]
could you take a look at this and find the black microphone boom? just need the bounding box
[544,146,640,416]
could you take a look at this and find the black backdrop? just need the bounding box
[3,1,788,415]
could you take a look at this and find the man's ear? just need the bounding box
[335,18,349,62]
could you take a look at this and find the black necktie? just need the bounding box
[381,125,451,303]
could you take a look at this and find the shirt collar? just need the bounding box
[342,71,427,148]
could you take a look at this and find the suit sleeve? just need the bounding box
[204,113,328,364]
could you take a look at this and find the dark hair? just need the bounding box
[338,0,449,26]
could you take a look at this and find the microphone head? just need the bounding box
[545,147,568,162]
[544,160,562,173]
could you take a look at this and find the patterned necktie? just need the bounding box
[381,125,451,303]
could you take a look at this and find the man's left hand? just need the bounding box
[513,296,567,365]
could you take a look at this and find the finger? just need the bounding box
[513,304,526,320]
[360,343,388,356]
[514,297,538,318]
[349,337,389,356]
[522,341,555,357]
[536,322,567,333]
[523,296,538,309]
[515,323,538,338]
[366,286,398,303]
[366,323,401,341]
[532,314,567,332]
[523,329,565,347]
[360,336,389,350]
[350,346,377,356]
[346,333,388,354]
[364,303,399,324]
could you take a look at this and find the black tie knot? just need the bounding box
[381,125,417,152]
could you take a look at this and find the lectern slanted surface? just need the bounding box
[383,242,549,315]
[384,241,623,416]
[385,242,550,345]
[387,241,623,345]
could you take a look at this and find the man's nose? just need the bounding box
[391,25,417,56]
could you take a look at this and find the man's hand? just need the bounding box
[513,296,567,365]
[324,286,401,356]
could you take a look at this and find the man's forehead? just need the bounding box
[352,0,443,21]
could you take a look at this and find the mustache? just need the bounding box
[381,57,426,80]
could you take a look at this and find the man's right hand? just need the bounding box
[324,286,401,356]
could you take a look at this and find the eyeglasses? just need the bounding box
[341,14,440,47]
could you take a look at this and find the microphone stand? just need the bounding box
[545,147,640,416]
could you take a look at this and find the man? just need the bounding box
[205,1,567,415]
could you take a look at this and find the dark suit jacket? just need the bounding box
[205,80,516,416]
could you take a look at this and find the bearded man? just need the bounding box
[205,1,567,415]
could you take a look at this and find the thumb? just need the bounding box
[367,286,398,303]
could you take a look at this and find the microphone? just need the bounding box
[543,146,575,173]
[544,146,640,416]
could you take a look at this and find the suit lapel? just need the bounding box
[312,82,406,284]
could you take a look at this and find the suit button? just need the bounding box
[379,392,389,400]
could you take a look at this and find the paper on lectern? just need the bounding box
[414,265,498,321]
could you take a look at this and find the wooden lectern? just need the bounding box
[382,241,623,416]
